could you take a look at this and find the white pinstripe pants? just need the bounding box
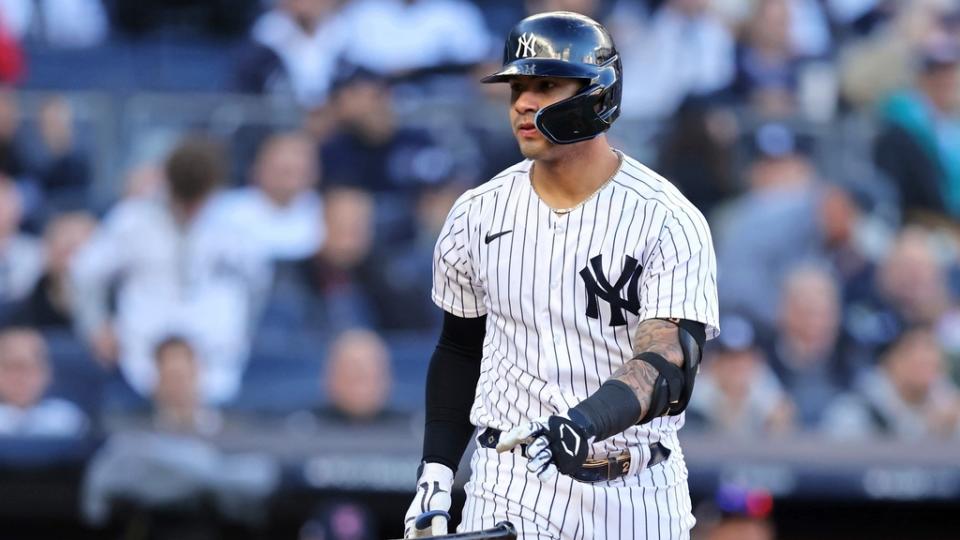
[458,446,696,539]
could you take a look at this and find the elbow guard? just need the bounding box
[636,319,706,424]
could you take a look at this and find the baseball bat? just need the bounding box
[391,521,517,540]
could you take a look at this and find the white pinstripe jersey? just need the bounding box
[432,151,720,458]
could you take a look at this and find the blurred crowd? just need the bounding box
[0,0,959,537]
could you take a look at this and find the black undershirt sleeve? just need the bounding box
[421,310,486,472]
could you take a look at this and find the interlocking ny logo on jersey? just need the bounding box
[516,32,537,58]
[579,255,644,327]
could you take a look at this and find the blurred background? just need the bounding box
[0,0,958,539]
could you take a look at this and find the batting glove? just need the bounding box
[404,462,454,538]
[496,413,592,481]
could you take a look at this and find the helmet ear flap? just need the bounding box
[534,63,622,145]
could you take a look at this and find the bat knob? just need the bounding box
[496,521,518,538]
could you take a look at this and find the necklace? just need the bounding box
[531,150,623,215]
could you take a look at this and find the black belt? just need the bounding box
[477,427,671,484]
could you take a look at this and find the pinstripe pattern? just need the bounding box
[435,152,717,538]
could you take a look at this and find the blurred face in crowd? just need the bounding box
[282,0,337,33]
[668,0,709,17]
[321,187,375,268]
[707,517,774,540]
[255,133,319,207]
[509,76,582,161]
[153,339,200,412]
[919,63,960,113]
[711,347,763,403]
[818,186,859,248]
[0,329,50,409]
[884,328,945,405]
[879,228,950,323]
[747,154,814,191]
[326,330,391,420]
[0,177,22,240]
[38,97,75,155]
[43,212,96,277]
[337,80,394,143]
[748,0,791,53]
[779,267,840,359]
[0,88,20,141]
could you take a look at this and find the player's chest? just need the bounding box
[470,188,663,328]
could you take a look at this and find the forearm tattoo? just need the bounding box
[611,318,683,421]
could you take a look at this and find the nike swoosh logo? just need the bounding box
[484,230,513,244]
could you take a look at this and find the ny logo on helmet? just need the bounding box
[516,32,538,58]
[579,255,644,327]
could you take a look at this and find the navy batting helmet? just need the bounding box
[482,11,622,145]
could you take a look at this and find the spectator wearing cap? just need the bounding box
[0,327,88,436]
[70,136,271,405]
[714,122,822,327]
[874,38,960,223]
[685,314,795,436]
[821,325,960,440]
[320,68,456,196]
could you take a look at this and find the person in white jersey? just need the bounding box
[404,11,720,540]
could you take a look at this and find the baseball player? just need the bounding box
[405,11,719,540]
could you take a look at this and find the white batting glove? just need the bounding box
[497,413,592,481]
[404,462,454,538]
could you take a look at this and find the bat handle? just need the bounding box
[431,514,448,536]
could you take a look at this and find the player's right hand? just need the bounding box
[404,462,454,538]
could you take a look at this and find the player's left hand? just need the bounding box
[496,413,592,480]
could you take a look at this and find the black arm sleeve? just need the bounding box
[421,311,486,472]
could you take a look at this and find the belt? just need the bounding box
[477,427,671,484]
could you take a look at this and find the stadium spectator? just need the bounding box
[840,0,952,109]
[151,336,222,436]
[70,136,271,405]
[765,264,853,428]
[270,186,376,332]
[337,0,493,78]
[0,175,41,310]
[320,68,455,195]
[84,335,278,535]
[715,122,821,326]
[613,0,735,119]
[0,327,88,436]
[656,97,738,216]
[317,329,398,425]
[234,0,347,107]
[874,39,960,224]
[731,0,804,117]
[26,96,93,215]
[6,211,95,330]
[822,326,960,440]
[212,131,324,261]
[0,0,107,48]
[845,227,960,357]
[686,314,795,436]
[0,87,25,178]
